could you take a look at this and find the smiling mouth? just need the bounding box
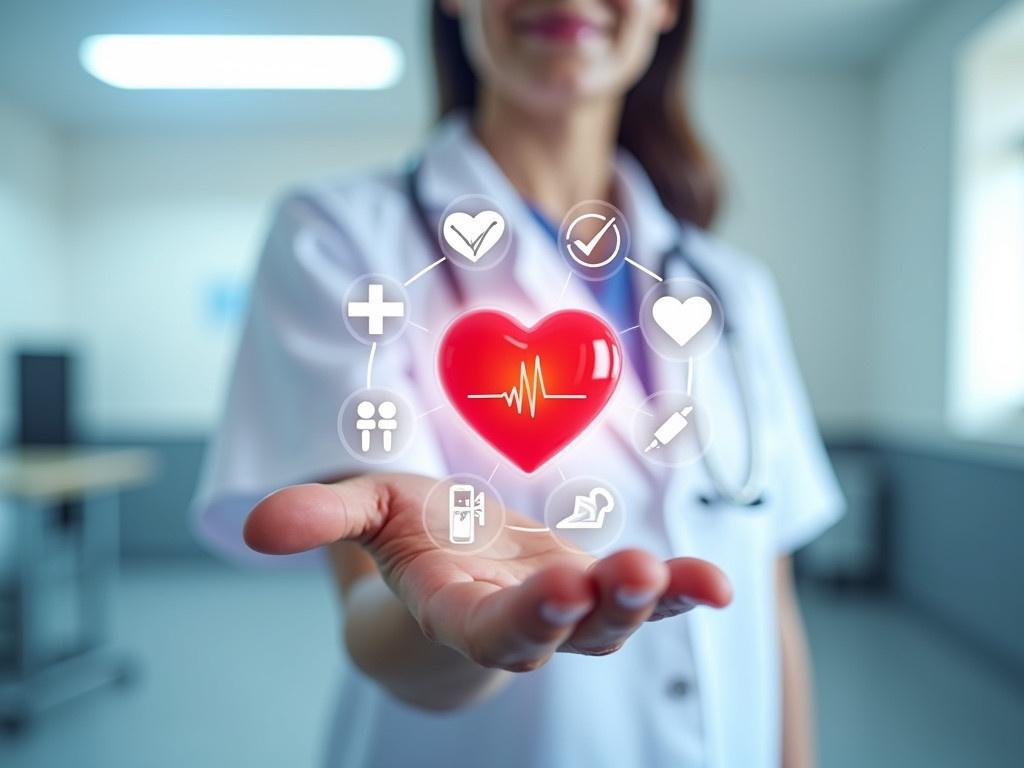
[516,12,609,43]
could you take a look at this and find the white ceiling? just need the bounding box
[0,0,932,130]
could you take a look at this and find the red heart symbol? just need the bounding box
[438,309,622,473]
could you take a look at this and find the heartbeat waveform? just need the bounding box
[466,355,587,418]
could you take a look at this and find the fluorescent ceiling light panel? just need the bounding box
[80,34,403,90]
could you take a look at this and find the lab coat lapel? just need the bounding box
[417,116,531,307]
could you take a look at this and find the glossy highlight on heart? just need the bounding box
[438,309,622,473]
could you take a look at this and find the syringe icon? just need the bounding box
[643,406,695,453]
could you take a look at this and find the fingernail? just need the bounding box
[648,597,698,622]
[615,588,659,610]
[663,596,698,613]
[540,601,590,627]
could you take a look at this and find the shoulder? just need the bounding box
[262,166,414,276]
[272,167,410,239]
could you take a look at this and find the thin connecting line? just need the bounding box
[686,356,694,396]
[556,465,567,482]
[625,257,663,282]
[408,321,432,334]
[366,342,377,390]
[558,270,573,300]
[416,404,446,420]
[505,524,551,533]
[619,324,640,335]
[486,463,499,484]
[403,256,447,287]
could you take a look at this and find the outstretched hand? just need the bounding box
[245,474,731,672]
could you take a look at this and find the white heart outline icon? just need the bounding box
[443,211,505,263]
[651,295,713,348]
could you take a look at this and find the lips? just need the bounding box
[517,12,607,42]
[438,309,622,474]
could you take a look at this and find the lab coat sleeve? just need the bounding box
[191,188,445,565]
[749,262,846,554]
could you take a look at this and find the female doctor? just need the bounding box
[195,1,843,766]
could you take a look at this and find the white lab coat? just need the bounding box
[194,114,843,768]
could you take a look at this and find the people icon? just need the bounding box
[376,400,398,451]
[338,388,414,464]
[355,399,399,453]
[355,401,377,452]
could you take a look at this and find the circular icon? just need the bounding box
[343,274,409,346]
[543,476,625,554]
[631,390,712,467]
[438,195,512,271]
[559,200,630,281]
[337,388,416,463]
[638,278,725,361]
[422,473,507,554]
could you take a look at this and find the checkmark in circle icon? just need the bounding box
[558,201,631,281]
[566,212,621,269]
[572,215,617,259]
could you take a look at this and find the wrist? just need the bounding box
[343,573,510,711]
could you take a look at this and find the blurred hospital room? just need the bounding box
[1,0,1023,766]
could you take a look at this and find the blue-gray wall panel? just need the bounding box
[878,445,1024,679]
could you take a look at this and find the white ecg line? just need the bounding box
[466,355,586,418]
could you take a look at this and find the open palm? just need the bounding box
[245,474,731,671]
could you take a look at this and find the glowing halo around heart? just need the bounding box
[438,309,622,473]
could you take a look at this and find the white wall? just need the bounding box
[869,0,1011,438]
[697,67,876,430]
[949,0,1024,442]
[0,97,68,439]
[63,127,423,435]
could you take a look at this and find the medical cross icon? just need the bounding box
[347,283,405,336]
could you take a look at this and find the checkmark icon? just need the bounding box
[450,220,497,257]
[442,210,506,263]
[572,215,617,258]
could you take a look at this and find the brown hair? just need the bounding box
[431,0,720,229]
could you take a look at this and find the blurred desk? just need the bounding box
[0,447,156,733]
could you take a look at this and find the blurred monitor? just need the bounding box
[17,351,75,446]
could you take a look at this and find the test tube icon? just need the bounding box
[643,406,694,453]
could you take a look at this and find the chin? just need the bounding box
[512,84,587,114]
[508,66,604,110]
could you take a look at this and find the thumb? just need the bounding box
[244,476,390,555]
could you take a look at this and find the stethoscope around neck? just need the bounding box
[403,161,767,509]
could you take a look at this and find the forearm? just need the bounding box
[343,573,512,711]
[777,557,815,768]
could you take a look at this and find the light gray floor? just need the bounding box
[1,562,1022,767]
